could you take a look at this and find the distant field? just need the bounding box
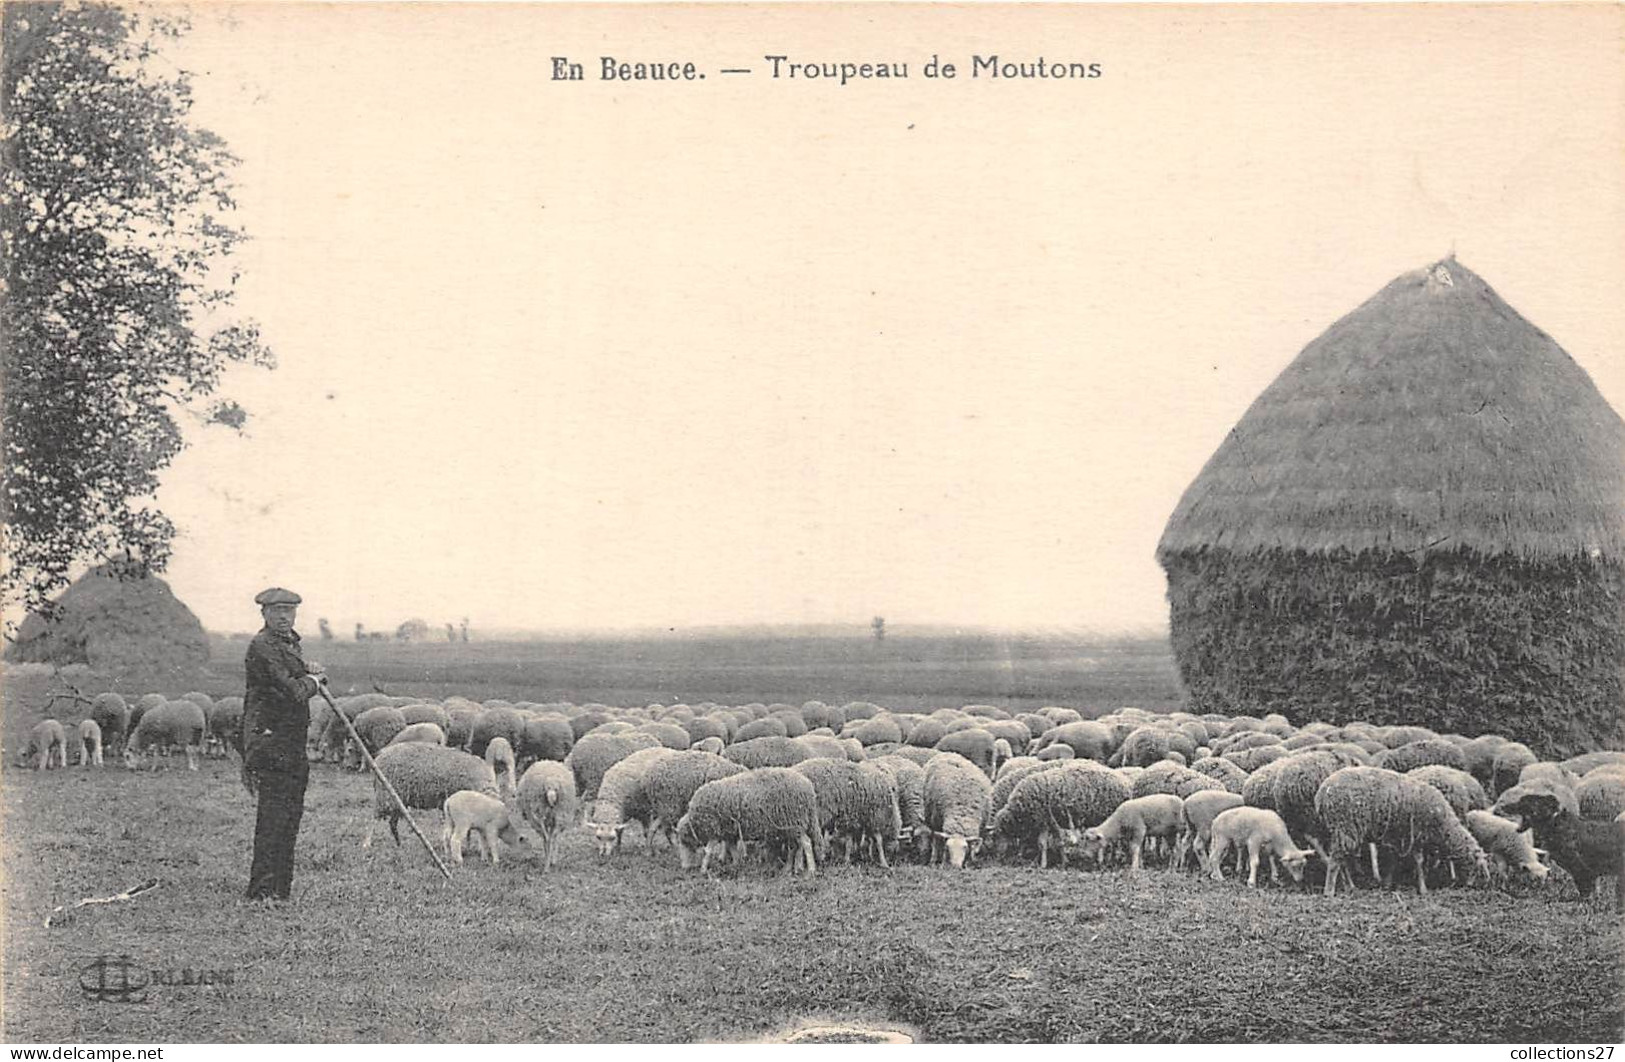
[3,632,1620,1044]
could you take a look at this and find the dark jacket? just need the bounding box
[242,627,319,755]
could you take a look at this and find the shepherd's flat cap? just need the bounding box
[254,587,302,606]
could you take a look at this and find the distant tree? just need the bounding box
[460,617,469,643]
[396,618,429,642]
[318,617,333,641]
[354,622,365,642]
[444,622,455,642]
[872,616,886,642]
[1,3,272,627]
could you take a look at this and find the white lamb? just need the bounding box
[76,718,104,768]
[484,736,518,796]
[440,789,530,866]
[1079,793,1184,870]
[1206,806,1316,888]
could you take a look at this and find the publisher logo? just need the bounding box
[79,954,149,1004]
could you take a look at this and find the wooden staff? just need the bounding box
[316,683,452,881]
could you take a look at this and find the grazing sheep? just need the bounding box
[980,719,1032,757]
[90,693,130,758]
[470,707,528,758]
[736,717,789,743]
[1222,745,1292,773]
[691,736,725,755]
[386,722,448,747]
[1190,756,1249,794]
[1316,766,1489,896]
[566,731,662,806]
[1378,725,1440,749]
[207,697,245,759]
[484,736,518,796]
[793,758,902,866]
[1406,765,1490,821]
[922,753,994,868]
[883,745,939,767]
[723,735,810,769]
[516,760,578,871]
[1374,739,1468,774]
[675,767,824,877]
[1246,750,1366,863]
[1080,794,1184,870]
[1520,761,1581,794]
[1496,789,1624,907]
[866,755,929,853]
[1491,743,1539,797]
[124,701,207,771]
[74,719,103,767]
[399,703,452,732]
[440,790,530,866]
[636,721,693,750]
[989,761,1115,867]
[1562,751,1625,777]
[590,746,682,856]
[1035,744,1076,763]
[681,716,730,746]
[905,717,951,749]
[1464,810,1550,885]
[349,706,409,764]
[770,711,810,738]
[1577,771,1625,822]
[363,743,498,850]
[1038,706,1084,727]
[1034,721,1113,762]
[1495,778,1581,820]
[1207,806,1316,886]
[644,750,747,849]
[801,700,846,733]
[934,728,998,777]
[127,693,164,739]
[1176,790,1246,870]
[520,714,575,765]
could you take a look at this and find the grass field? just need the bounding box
[3,633,1621,1043]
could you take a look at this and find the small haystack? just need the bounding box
[6,566,210,682]
[1157,259,1624,757]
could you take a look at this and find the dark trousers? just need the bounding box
[246,744,309,900]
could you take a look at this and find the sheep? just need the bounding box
[1315,766,1489,896]
[884,745,939,767]
[1495,778,1581,820]
[1246,750,1365,864]
[1206,806,1317,887]
[1520,761,1581,794]
[516,760,577,871]
[905,717,951,749]
[635,721,692,750]
[682,716,730,746]
[470,707,528,758]
[1491,743,1538,797]
[922,753,994,868]
[795,734,853,762]
[1374,739,1468,774]
[1132,761,1225,801]
[1406,765,1490,821]
[74,718,103,768]
[1176,789,1246,870]
[90,692,130,758]
[399,702,452,732]
[363,743,498,850]
[520,714,575,766]
[1080,794,1184,870]
[675,768,824,878]
[207,697,245,759]
[1038,706,1084,727]
[590,746,682,856]
[1562,751,1625,777]
[20,719,68,770]
[643,751,747,849]
[736,717,789,742]
[1495,788,1624,907]
[440,790,531,866]
[483,736,519,796]
[720,735,806,770]
[934,728,997,777]
[566,731,661,808]
[127,693,164,739]
[691,736,725,755]
[770,711,810,738]
[444,708,479,751]
[993,761,1128,868]
[1464,810,1550,885]
[842,701,882,721]
[1035,744,1076,763]
[1190,756,1248,794]
[1034,721,1113,762]
[1577,771,1625,821]
[801,700,846,732]
[386,722,447,747]
[866,754,928,854]
[348,706,409,765]
[793,758,902,867]
[980,719,1032,757]
[1119,729,1196,767]
[1223,745,1292,773]
[124,701,207,771]
[851,715,905,747]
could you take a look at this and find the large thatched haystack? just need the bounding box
[6,566,210,682]
[1157,259,1624,757]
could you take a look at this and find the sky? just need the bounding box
[127,3,1625,636]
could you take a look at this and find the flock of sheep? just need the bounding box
[19,691,1625,903]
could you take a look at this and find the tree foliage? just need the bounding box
[1,2,270,625]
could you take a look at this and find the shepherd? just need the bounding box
[240,586,327,904]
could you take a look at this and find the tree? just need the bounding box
[1,3,271,627]
[871,616,886,643]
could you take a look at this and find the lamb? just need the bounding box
[1464,809,1550,885]
[363,743,498,850]
[1206,806,1316,887]
[74,719,103,768]
[21,719,68,770]
[793,758,902,866]
[1246,749,1366,863]
[933,728,998,777]
[922,752,994,868]
[484,736,518,796]
[1495,788,1624,907]
[386,722,448,747]
[566,731,662,808]
[590,746,681,856]
[124,701,207,771]
[440,790,531,866]
[515,760,577,871]
[994,762,1131,868]
[643,750,747,849]
[1176,789,1245,870]
[1315,766,1489,896]
[1080,794,1184,870]
[90,693,130,758]
[675,767,825,877]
